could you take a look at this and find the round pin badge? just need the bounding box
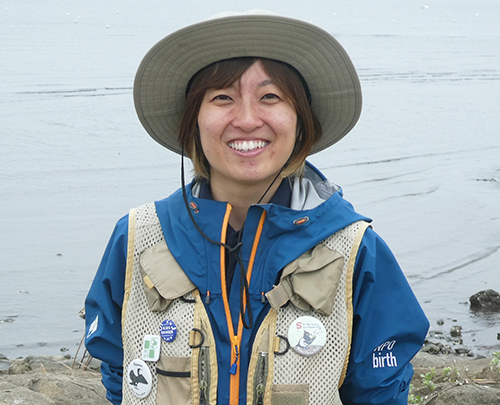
[127,359,152,398]
[288,316,327,356]
[160,319,177,342]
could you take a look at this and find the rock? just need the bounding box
[8,359,32,374]
[470,289,500,312]
[0,356,107,405]
[0,372,108,405]
[0,381,55,405]
[422,343,442,355]
[430,384,500,404]
[454,346,471,355]
[450,325,462,337]
[476,364,500,383]
[436,319,445,325]
[422,340,452,355]
[411,353,500,405]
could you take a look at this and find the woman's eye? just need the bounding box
[262,93,281,101]
[212,94,232,101]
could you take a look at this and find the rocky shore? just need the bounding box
[0,355,108,405]
[2,291,500,404]
[1,349,500,404]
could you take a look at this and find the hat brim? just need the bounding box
[134,14,362,155]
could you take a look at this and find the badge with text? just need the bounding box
[142,335,161,362]
[127,359,152,398]
[160,319,177,342]
[288,316,327,356]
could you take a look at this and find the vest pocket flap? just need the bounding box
[290,244,344,316]
[271,384,309,405]
[140,241,196,301]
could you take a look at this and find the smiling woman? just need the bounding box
[194,60,301,228]
[197,64,297,227]
[84,10,429,405]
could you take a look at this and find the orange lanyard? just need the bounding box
[219,205,267,404]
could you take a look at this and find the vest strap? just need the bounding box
[121,208,137,337]
[266,282,292,310]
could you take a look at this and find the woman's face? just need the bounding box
[197,60,297,191]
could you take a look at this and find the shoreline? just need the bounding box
[1,349,500,404]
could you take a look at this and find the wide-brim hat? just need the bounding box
[134,10,362,155]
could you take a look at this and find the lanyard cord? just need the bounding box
[180,147,283,329]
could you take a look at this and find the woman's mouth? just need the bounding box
[228,140,268,152]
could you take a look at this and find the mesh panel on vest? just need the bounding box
[122,203,195,405]
[123,203,364,405]
[273,221,361,405]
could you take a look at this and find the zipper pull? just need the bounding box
[199,347,209,405]
[205,290,211,305]
[256,385,264,405]
[229,341,239,375]
[199,389,207,405]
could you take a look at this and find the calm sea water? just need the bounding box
[1,0,499,359]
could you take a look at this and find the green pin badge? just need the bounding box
[141,335,161,362]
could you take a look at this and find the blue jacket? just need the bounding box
[85,162,429,404]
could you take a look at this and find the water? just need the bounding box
[1,0,499,359]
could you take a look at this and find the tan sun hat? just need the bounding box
[133,10,362,155]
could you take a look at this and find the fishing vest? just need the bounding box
[122,202,369,405]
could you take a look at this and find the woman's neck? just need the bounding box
[210,177,283,230]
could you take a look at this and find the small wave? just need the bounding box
[18,87,132,97]
[358,69,500,84]
[421,245,500,280]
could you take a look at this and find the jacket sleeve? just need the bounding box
[339,227,429,404]
[84,215,129,405]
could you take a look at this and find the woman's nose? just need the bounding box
[232,101,263,132]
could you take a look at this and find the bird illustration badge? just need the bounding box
[127,359,152,398]
[288,316,327,356]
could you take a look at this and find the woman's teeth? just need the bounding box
[228,140,268,152]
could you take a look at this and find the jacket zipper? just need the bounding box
[253,352,268,405]
[199,346,210,405]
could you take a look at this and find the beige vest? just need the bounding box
[122,203,369,405]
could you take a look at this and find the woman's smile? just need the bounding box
[227,140,269,153]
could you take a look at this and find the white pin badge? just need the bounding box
[127,359,152,398]
[142,335,161,362]
[288,316,327,356]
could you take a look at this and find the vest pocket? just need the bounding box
[156,355,192,405]
[271,384,309,405]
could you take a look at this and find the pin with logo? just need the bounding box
[142,335,161,362]
[160,319,177,342]
[127,359,152,398]
[288,316,327,356]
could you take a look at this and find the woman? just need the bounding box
[85,11,429,405]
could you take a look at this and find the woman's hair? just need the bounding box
[178,57,322,179]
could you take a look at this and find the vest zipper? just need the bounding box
[253,352,268,405]
[198,346,210,405]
